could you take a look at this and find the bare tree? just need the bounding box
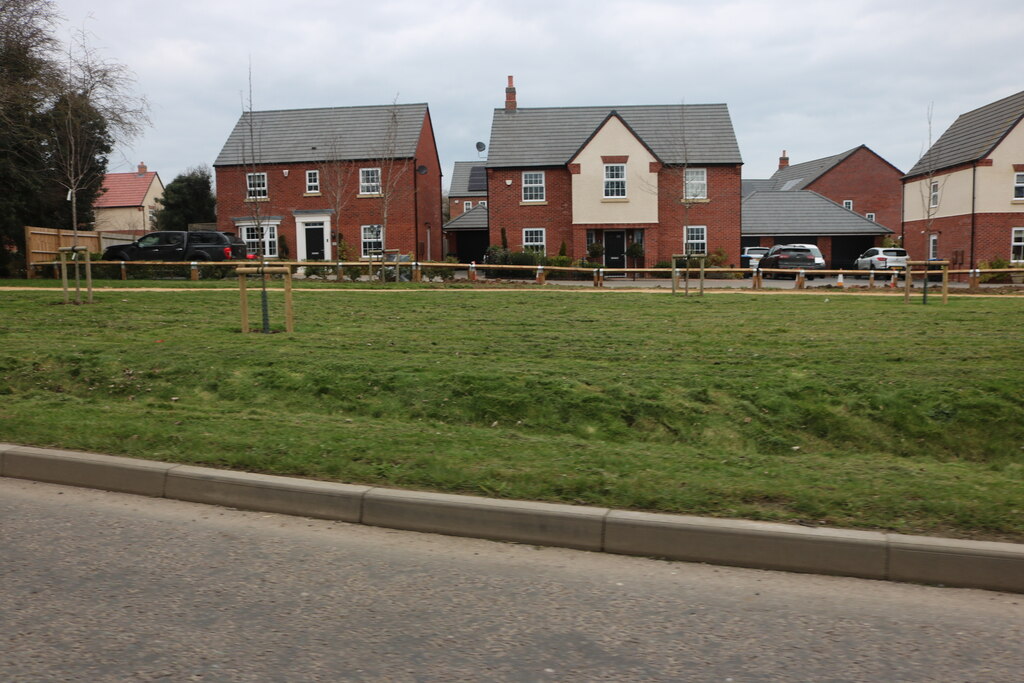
[48,27,148,244]
[370,98,413,273]
[318,134,357,263]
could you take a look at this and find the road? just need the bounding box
[3,477,1022,682]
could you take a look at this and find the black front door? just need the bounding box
[304,226,325,260]
[605,231,626,268]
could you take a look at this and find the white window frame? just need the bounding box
[522,171,545,202]
[1014,172,1024,200]
[843,199,853,210]
[929,234,938,260]
[464,201,473,212]
[929,181,940,208]
[305,170,320,194]
[685,225,707,255]
[1011,228,1024,262]
[246,172,268,199]
[239,221,278,257]
[478,200,487,208]
[361,224,384,258]
[684,168,707,200]
[360,168,381,195]
[604,164,626,198]
[866,212,876,222]
[522,228,546,255]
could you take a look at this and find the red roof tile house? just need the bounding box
[213,104,442,262]
[485,78,743,268]
[902,90,1024,268]
[93,163,164,232]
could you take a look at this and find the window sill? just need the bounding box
[357,193,382,199]
[304,192,322,197]
[681,198,710,204]
[601,198,629,203]
[520,201,548,206]
[245,197,270,203]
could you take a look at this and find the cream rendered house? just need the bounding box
[902,90,1024,267]
[93,163,164,233]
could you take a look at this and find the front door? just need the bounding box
[605,230,626,269]
[304,225,325,260]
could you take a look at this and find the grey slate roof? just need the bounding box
[449,161,488,196]
[487,104,742,167]
[742,179,776,197]
[443,204,488,231]
[214,103,429,167]
[767,147,860,191]
[742,191,892,236]
[907,90,1024,177]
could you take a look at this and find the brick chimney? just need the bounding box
[505,75,517,112]
[137,162,148,175]
[778,151,789,170]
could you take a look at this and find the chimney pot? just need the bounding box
[778,150,789,169]
[505,75,517,112]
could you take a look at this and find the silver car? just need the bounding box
[854,247,908,274]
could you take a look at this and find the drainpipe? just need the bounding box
[969,163,977,268]
[413,158,420,262]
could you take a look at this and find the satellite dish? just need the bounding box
[475,141,486,153]
[416,165,428,175]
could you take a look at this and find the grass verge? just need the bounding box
[1,288,1022,541]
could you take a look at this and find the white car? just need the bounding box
[854,247,907,274]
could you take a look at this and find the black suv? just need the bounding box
[103,231,247,261]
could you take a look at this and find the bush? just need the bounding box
[423,256,459,281]
[979,259,1011,284]
[344,264,366,282]
[509,250,539,266]
[303,265,334,280]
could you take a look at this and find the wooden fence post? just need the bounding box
[238,273,250,334]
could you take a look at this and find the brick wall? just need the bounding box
[486,164,742,265]
[807,147,903,231]
[903,212,1024,267]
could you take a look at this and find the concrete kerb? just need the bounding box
[2,443,1022,594]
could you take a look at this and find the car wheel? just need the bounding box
[186,251,211,261]
[108,250,130,261]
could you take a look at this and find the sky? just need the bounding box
[52,0,1023,192]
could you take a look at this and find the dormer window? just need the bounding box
[604,164,626,198]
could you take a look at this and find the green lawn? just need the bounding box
[1,286,1022,541]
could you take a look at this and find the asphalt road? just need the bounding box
[3,478,1023,682]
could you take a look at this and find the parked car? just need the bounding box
[853,247,908,276]
[758,244,826,279]
[740,246,769,271]
[102,231,247,261]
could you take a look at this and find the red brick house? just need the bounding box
[448,161,488,219]
[769,146,903,230]
[485,78,743,267]
[213,104,441,262]
[741,146,902,267]
[902,90,1024,268]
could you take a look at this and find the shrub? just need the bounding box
[979,259,1011,284]
[509,250,539,266]
[423,256,459,281]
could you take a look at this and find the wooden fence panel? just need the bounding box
[24,227,134,278]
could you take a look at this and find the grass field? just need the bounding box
[1,285,1022,541]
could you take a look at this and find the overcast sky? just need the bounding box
[53,0,1023,191]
